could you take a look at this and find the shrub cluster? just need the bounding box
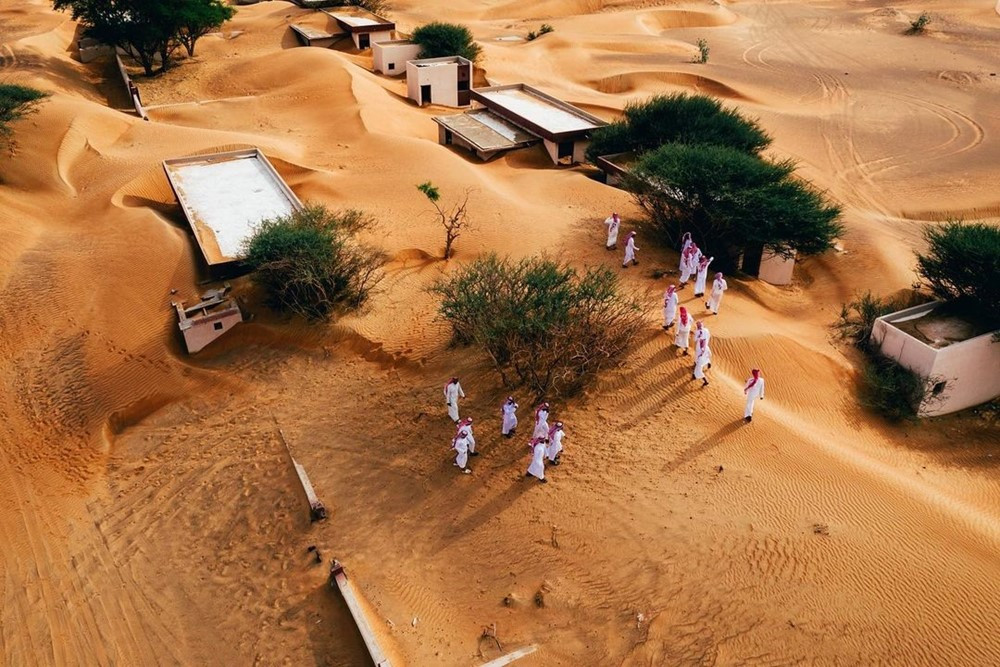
[243,206,386,320]
[432,255,645,398]
[916,220,1000,326]
[0,84,49,152]
[411,22,482,63]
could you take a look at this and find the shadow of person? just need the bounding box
[662,419,745,475]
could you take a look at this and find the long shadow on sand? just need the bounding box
[663,420,745,475]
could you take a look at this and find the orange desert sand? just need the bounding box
[1,0,999,665]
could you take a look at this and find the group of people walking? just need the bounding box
[604,216,766,419]
[445,381,567,479]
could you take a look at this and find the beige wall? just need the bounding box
[758,250,795,285]
[407,62,458,107]
[373,42,420,75]
[182,310,242,354]
[351,29,393,50]
[873,304,1000,416]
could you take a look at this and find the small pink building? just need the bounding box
[173,284,243,354]
[871,301,1000,416]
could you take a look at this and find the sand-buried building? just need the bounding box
[406,56,473,108]
[434,83,607,164]
[163,148,303,270]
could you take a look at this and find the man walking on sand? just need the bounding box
[501,396,518,438]
[679,243,697,286]
[744,369,765,423]
[663,284,678,330]
[533,402,551,439]
[694,320,710,349]
[526,437,548,483]
[546,421,565,465]
[456,416,477,457]
[453,429,473,474]
[693,255,714,297]
[693,338,712,387]
[707,272,728,315]
[444,377,465,423]
[622,231,639,268]
[604,212,621,250]
[675,306,691,355]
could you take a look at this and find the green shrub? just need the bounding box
[411,22,482,63]
[834,291,905,351]
[243,205,385,320]
[526,30,538,41]
[540,24,554,35]
[625,143,841,269]
[916,220,1000,325]
[586,93,771,163]
[695,38,709,64]
[858,354,927,421]
[431,254,645,398]
[907,12,931,34]
[0,84,48,152]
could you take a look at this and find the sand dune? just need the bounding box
[1,0,998,664]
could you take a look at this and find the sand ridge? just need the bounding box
[1,0,998,664]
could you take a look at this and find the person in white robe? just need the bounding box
[501,397,518,438]
[604,213,621,250]
[444,377,465,423]
[680,232,693,255]
[532,402,550,439]
[678,244,697,286]
[456,417,477,456]
[693,256,714,297]
[622,231,639,267]
[525,437,548,483]
[694,321,711,350]
[453,429,472,473]
[693,339,712,387]
[662,285,678,330]
[674,307,691,355]
[707,272,728,314]
[546,422,565,464]
[744,369,765,422]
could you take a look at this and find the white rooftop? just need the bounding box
[478,88,599,133]
[334,15,381,27]
[165,154,300,263]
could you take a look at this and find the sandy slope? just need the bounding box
[1,0,998,664]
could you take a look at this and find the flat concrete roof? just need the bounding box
[472,84,606,141]
[323,7,394,32]
[434,110,538,152]
[881,302,997,349]
[163,149,303,266]
[411,56,472,67]
[290,24,334,41]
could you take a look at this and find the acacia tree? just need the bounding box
[175,0,234,57]
[626,143,842,269]
[53,0,233,74]
[916,221,1000,322]
[411,22,482,63]
[432,255,645,398]
[0,84,49,154]
[586,93,771,163]
[416,181,475,260]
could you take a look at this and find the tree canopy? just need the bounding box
[243,206,386,320]
[626,143,842,268]
[53,0,233,74]
[432,255,644,398]
[585,93,771,163]
[916,220,1000,321]
[411,22,482,63]
[0,84,49,153]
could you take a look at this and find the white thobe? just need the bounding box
[623,237,638,265]
[663,292,678,327]
[546,429,564,462]
[527,442,546,480]
[464,424,476,453]
[533,409,549,438]
[694,260,712,295]
[501,403,518,435]
[444,382,464,422]
[708,278,728,313]
[675,320,691,350]
[604,216,620,248]
[694,326,710,349]
[453,434,471,469]
[694,345,712,379]
[679,255,694,283]
[744,377,766,417]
